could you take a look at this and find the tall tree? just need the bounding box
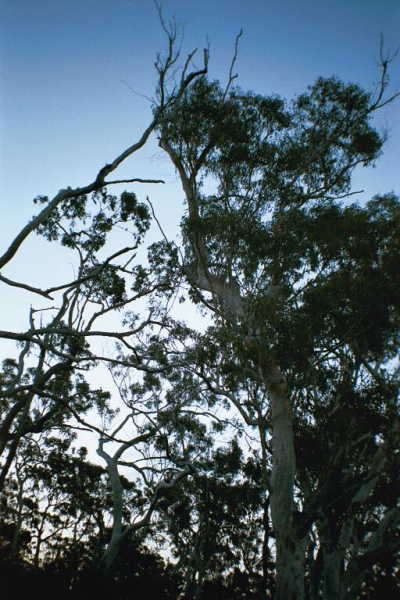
[0,13,209,482]
[154,44,400,598]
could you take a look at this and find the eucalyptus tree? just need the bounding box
[150,439,266,599]
[0,187,157,488]
[0,17,209,488]
[154,45,400,598]
[0,431,182,599]
[0,433,114,568]
[0,20,215,588]
[95,394,209,573]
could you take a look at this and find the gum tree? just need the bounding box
[0,16,210,579]
[155,43,400,598]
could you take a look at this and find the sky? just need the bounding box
[0,0,399,461]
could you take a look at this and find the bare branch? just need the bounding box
[146,196,174,249]
[104,177,165,186]
[369,34,400,110]
[45,246,136,294]
[0,273,53,299]
[223,29,243,99]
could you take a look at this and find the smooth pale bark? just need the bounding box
[190,276,303,596]
[96,431,153,571]
[97,440,125,572]
[268,367,304,600]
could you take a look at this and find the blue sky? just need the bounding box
[0,0,399,331]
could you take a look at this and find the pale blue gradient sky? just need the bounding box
[0,0,399,330]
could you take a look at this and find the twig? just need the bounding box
[223,29,243,100]
[104,178,165,185]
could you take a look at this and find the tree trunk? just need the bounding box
[321,549,344,600]
[268,366,305,600]
[161,136,306,598]
[97,441,124,573]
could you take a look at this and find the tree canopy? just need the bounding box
[1,20,399,600]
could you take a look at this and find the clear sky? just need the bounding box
[0,0,399,331]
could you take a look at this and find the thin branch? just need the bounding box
[0,274,53,299]
[104,178,165,185]
[111,413,132,439]
[60,399,145,446]
[325,188,364,201]
[146,195,175,249]
[45,246,136,294]
[223,29,243,100]
[369,34,400,110]
[120,79,153,104]
[180,49,198,88]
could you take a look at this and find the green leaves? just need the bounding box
[35,189,150,254]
